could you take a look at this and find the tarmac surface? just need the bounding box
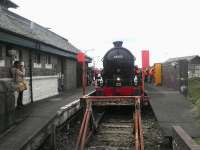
[146,84,200,138]
[0,86,94,150]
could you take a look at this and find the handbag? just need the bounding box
[13,67,27,92]
[16,80,27,92]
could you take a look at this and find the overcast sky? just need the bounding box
[11,0,200,68]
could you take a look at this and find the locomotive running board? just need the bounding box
[76,96,144,150]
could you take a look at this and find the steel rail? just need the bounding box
[136,98,144,150]
[135,103,139,150]
[75,109,88,150]
[138,99,144,150]
[76,96,144,150]
[80,110,91,150]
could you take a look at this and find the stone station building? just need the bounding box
[0,0,91,105]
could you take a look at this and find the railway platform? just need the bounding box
[0,86,94,150]
[146,84,200,138]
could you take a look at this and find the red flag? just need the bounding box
[142,50,149,69]
[77,52,85,63]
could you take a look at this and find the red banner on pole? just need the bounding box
[77,52,85,63]
[142,50,149,69]
[141,50,150,97]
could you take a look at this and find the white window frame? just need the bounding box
[33,63,42,68]
[45,64,53,69]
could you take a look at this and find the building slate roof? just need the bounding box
[165,55,200,63]
[0,8,80,54]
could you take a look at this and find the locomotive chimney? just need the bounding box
[113,41,123,47]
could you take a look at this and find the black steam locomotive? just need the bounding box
[96,41,141,96]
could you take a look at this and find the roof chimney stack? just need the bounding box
[0,0,18,9]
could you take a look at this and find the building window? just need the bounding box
[45,55,52,69]
[0,45,5,67]
[6,46,12,57]
[5,46,22,63]
[14,50,21,61]
[0,46,3,59]
[33,53,42,68]
[34,53,41,64]
[45,55,51,64]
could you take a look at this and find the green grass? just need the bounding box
[188,78,200,104]
[187,78,200,146]
[194,138,200,145]
[188,77,200,114]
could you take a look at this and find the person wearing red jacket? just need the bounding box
[144,68,149,82]
[149,67,154,83]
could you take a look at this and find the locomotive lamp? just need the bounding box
[117,77,121,81]
[116,77,122,86]
[134,76,138,86]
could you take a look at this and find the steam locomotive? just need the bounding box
[96,41,142,96]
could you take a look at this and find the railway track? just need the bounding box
[87,108,134,150]
[38,97,172,150]
[76,96,144,150]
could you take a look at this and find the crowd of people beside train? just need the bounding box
[92,65,155,87]
[144,67,154,84]
[134,66,155,85]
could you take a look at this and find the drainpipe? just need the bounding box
[29,49,33,103]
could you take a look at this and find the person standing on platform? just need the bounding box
[11,61,26,108]
[149,67,154,84]
[134,66,139,86]
[144,67,149,82]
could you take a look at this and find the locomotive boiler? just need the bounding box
[96,41,142,96]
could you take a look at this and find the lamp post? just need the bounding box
[77,49,94,96]
[91,56,100,82]
[83,49,93,93]
[83,49,95,93]
[77,52,86,95]
[83,60,86,95]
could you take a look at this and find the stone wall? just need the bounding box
[63,59,77,90]
[0,80,15,133]
[0,44,12,78]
